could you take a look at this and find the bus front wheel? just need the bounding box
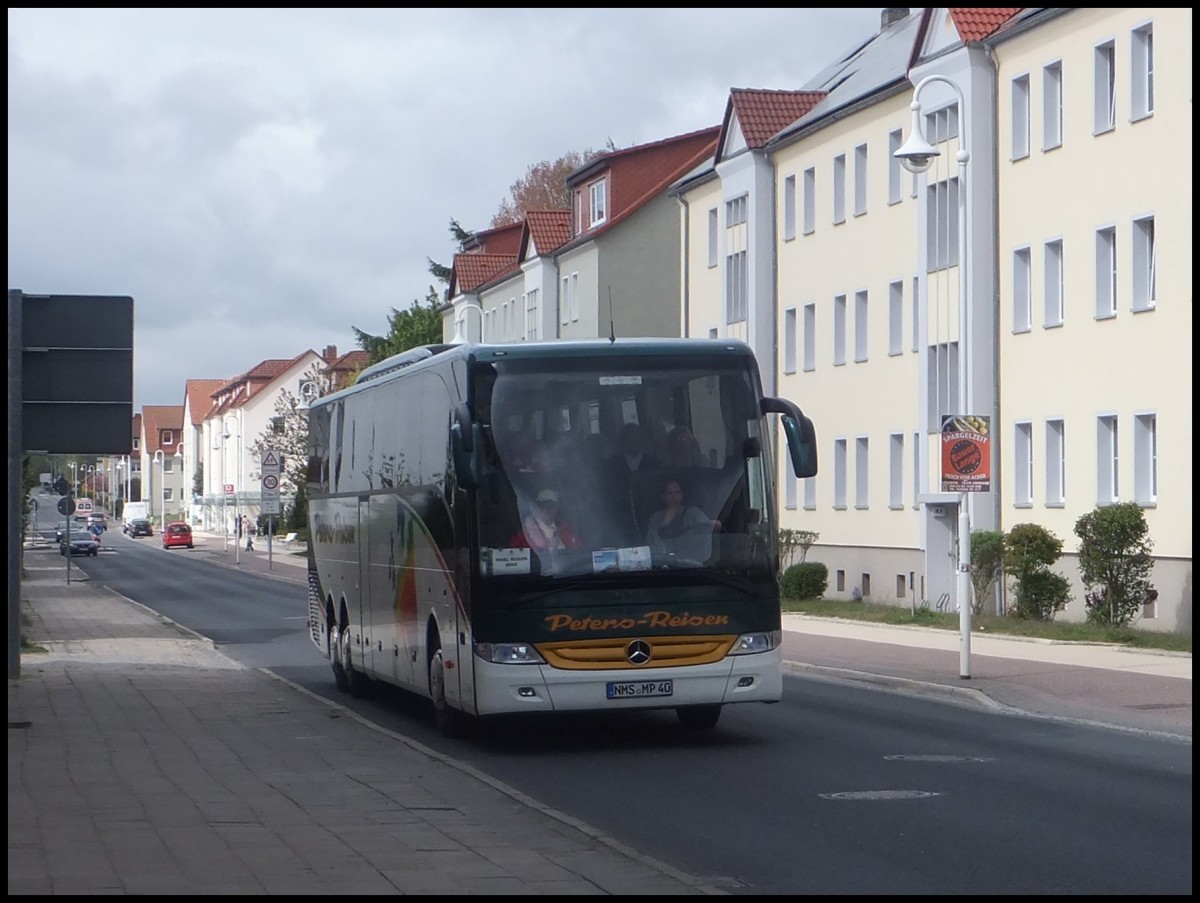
[676,704,722,730]
[429,647,469,739]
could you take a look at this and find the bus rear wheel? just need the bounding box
[331,623,368,697]
[676,704,722,730]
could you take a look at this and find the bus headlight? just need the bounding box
[728,630,781,655]
[474,642,546,664]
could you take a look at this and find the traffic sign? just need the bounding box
[261,450,281,475]
[57,496,76,516]
[261,473,279,491]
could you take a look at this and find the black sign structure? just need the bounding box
[57,496,76,517]
[17,291,134,454]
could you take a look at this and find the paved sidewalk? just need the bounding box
[9,560,721,895]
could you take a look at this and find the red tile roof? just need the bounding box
[949,8,1023,43]
[727,89,827,149]
[465,221,524,256]
[141,405,184,456]
[523,210,572,257]
[184,379,225,424]
[451,253,520,293]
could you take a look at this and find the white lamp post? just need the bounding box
[894,73,972,679]
[174,447,184,521]
[450,300,484,344]
[223,414,241,564]
[68,461,78,497]
[153,449,165,528]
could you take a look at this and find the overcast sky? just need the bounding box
[8,8,884,409]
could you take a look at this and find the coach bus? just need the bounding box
[305,338,816,735]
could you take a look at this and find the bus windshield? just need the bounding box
[472,355,776,584]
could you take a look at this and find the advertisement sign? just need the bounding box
[941,415,991,492]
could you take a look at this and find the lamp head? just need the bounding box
[894,98,940,174]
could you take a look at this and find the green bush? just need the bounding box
[1005,523,1070,621]
[782,562,828,600]
[969,530,1005,616]
[1074,502,1156,628]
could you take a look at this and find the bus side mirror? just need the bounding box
[760,396,818,479]
[451,404,481,489]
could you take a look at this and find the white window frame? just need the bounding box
[889,432,904,509]
[853,290,868,363]
[569,273,579,322]
[1094,39,1116,134]
[926,177,960,272]
[1043,61,1063,150]
[1132,216,1156,311]
[802,167,816,235]
[1046,418,1066,506]
[707,208,718,268]
[588,179,607,227]
[855,436,869,510]
[832,154,846,225]
[887,129,903,205]
[1044,239,1064,327]
[911,275,920,353]
[783,174,796,241]
[1133,412,1157,506]
[1014,421,1033,506]
[1013,246,1032,333]
[560,276,570,326]
[802,302,816,372]
[524,288,539,341]
[783,307,797,374]
[1131,22,1154,122]
[725,249,747,324]
[853,143,868,217]
[833,438,847,509]
[888,280,903,356]
[833,294,847,366]
[912,430,921,507]
[1012,73,1031,160]
[803,473,816,511]
[1095,226,1117,318]
[1097,414,1119,504]
[784,465,797,510]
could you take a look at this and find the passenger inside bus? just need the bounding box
[509,488,583,552]
[644,477,720,563]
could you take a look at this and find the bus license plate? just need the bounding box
[607,679,673,699]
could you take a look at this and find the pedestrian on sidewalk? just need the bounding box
[244,515,255,552]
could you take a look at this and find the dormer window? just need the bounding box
[588,179,607,228]
[162,431,173,445]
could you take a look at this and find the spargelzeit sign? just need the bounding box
[941,415,991,492]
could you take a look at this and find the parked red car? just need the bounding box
[162,522,194,549]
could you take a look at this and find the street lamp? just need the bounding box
[68,461,78,497]
[894,73,973,679]
[450,300,484,344]
[86,465,95,501]
[223,414,241,564]
[153,449,165,528]
[174,447,184,521]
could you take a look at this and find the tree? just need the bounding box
[490,146,610,227]
[351,288,444,365]
[1074,502,1156,628]
[969,530,1005,616]
[246,363,334,504]
[1004,523,1071,621]
[778,528,819,569]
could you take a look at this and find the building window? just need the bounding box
[162,431,174,445]
[888,129,903,205]
[833,154,846,225]
[133,438,140,450]
[783,307,797,374]
[888,281,903,356]
[861,573,871,600]
[784,465,797,510]
[1044,240,1064,327]
[1132,216,1156,311]
[588,179,607,227]
[855,437,869,509]
[926,177,960,272]
[896,574,907,599]
[524,288,540,341]
[833,294,847,366]
[1046,419,1065,506]
[853,143,868,217]
[803,167,816,235]
[803,472,816,510]
[1097,415,1119,504]
[1043,61,1063,150]
[1012,73,1030,160]
[889,432,904,509]
[1094,40,1116,134]
[833,438,847,509]
[1133,413,1157,505]
[726,195,747,226]
[1131,23,1154,121]
[1096,226,1117,318]
[853,290,868,363]
[836,570,846,592]
[926,342,960,432]
[803,303,816,372]
[1013,247,1032,332]
[783,175,796,241]
[912,431,921,507]
[569,273,579,322]
[164,488,173,501]
[708,327,718,339]
[725,250,748,324]
[561,276,570,325]
[163,458,173,474]
[912,276,920,353]
[1014,421,1033,506]
[707,208,718,267]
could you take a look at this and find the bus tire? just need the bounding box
[332,623,369,697]
[330,623,350,693]
[429,647,468,739]
[676,704,722,730]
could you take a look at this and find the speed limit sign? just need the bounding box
[261,473,279,491]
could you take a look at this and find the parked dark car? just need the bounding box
[60,531,100,557]
[124,518,153,537]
